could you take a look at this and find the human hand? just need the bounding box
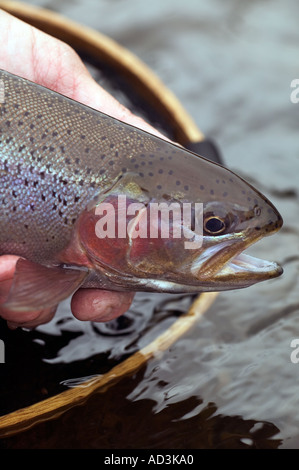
[0,9,165,329]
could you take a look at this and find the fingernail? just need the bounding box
[7,321,18,330]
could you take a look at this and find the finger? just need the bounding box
[71,289,135,322]
[0,255,20,304]
[0,255,57,328]
[6,306,57,330]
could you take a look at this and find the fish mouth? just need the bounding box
[211,251,283,288]
[189,230,283,290]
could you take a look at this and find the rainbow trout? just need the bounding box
[0,69,283,312]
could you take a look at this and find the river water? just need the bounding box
[0,0,298,449]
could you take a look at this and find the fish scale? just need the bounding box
[0,69,283,312]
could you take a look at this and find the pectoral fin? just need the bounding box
[3,258,88,312]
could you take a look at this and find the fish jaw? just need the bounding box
[189,236,283,290]
[214,252,283,287]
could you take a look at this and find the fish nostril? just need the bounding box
[254,206,261,217]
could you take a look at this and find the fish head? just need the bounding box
[77,152,283,292]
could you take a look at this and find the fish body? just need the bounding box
[0,70,283,311]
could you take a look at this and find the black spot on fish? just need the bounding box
[52,131,58,137]
[81,134,86,140]
[65,158,71,164]
[5,137,12,144]
[75,158,80,164]
[85,147,90,153]
[110,143,115,149]
[60,145,65,154]
[49,146,54,152]
[184,185,189,191]
[200,185,204,190]
[100,169,106,175]
[157,185,162,190]
[14,104,19,109]
[139,172,144,177]
[30,124,34,129]
[67,129,72,135]
[30,203,35,212]
[41,194,46,201]
[74,196,80,203]
[24,111,30,117]
[158,169,163,174]
[109,161,114,166]
[37,114,43,119]
[168,170,173,175]
[18,120,23,126]
[101,136,107,141]
[176,181,181,186]
[148,172,154,177]
[30,137,35,143]
[24,179,29,187]
[5,121,10,127]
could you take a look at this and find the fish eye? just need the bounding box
[203,215,227,235]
